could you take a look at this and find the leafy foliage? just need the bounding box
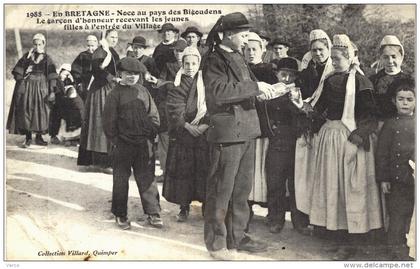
[255,4,414,77]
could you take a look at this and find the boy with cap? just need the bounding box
[71,34,98,101]
[103,57,162,230]
[203,12,277,259]
[152,23,179,76]
[265,57,309,234]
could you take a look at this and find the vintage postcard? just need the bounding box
[3,3,417,266]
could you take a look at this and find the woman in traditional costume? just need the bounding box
[244,32,277,224]
[294,29,334,228]
[77,29,120,174]
[163,46,209,222]
[291,34,382,259]
[7,33,58,148]
[369,35,411,122]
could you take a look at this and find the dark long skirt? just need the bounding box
[163,136,208,205]
[77,82,113,167]
[7,74,50,134]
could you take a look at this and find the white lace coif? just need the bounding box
[332,34,364,132]
[380,35,404,58]
[303,29,334,106]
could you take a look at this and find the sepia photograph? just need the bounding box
[3,2,417,266]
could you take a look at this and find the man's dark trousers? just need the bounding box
[204,140,255,251]
[111,139,161,217]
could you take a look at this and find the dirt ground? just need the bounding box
[5,135,393,261]
[4,79,392,261]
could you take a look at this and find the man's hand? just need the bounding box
[257,82,276,100]
[381,182,391,194]
[271,82,291,98]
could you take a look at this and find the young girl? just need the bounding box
[245,32,276,227]
[163,47,209,222]
[7,33,58,147]
[376,77,415,260]
[291,34,383,259]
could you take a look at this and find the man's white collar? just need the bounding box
[162,39,175,45]
[219,44,234,53]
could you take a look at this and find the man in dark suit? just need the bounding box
[128,36,159,101]
[202,12,276,260]
[128,36,159,78]
[152,23,178,76]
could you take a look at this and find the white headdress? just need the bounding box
[174,46,207,125]
[332,34,364,132]
[302,29,334,106]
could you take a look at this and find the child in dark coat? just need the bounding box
[103,57,162,230]
[265,57,309,234]
[376,77,415,260]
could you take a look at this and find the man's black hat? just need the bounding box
[219,12,252,32]
[129,36,148,48]
[181,26,203,39]
[271,57,299,73]
[270,37,290,47]
[158,23,179,33]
